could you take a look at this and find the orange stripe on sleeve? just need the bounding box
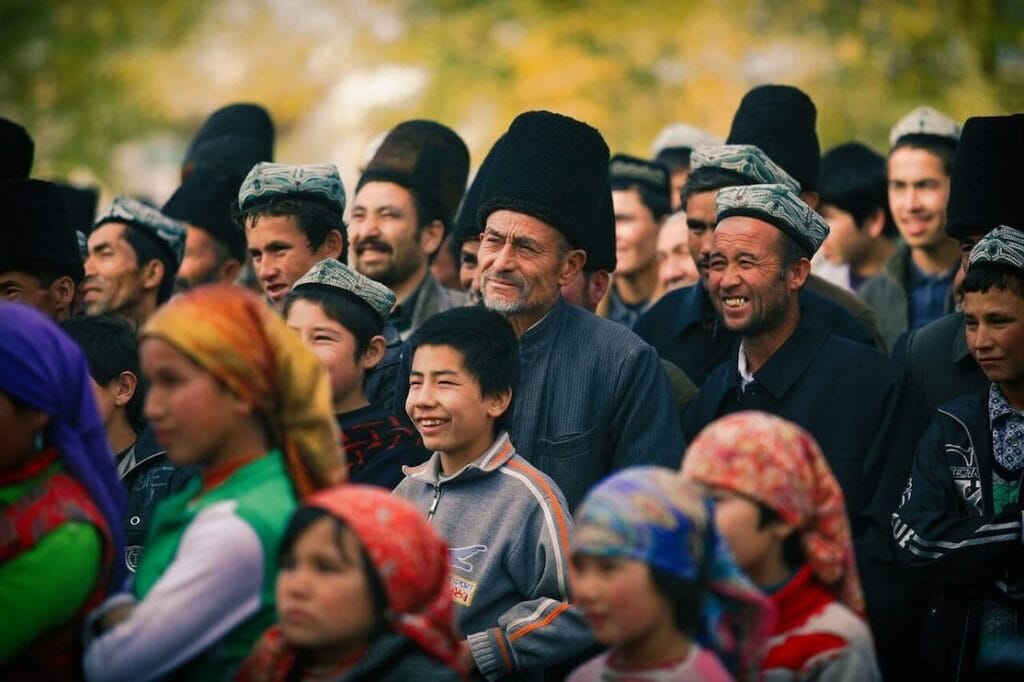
[509,602,570,642]
[507,459,575,583]
[493,627,514,672]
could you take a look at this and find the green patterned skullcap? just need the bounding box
[238,162,345,214]
[716,183,830,257]
[968,226,1024,274]
[292,258,396,321]
[690,144,801,193]
[93,196,187,266]
[889,106,961,148]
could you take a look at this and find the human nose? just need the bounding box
[972,323,993,351]
[279,564,313,598]
[255,255,277,281]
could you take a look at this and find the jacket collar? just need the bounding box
[402,431,515,485]
[116,423,168,479]
[727,312,830,401]
[668,282,716,337]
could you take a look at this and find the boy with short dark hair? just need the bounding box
[284,258,428,488]
[893,225,1024,679]
[394,305,593,680]
[60,314,195,572]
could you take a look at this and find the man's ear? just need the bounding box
[586,270,611,309]
[218,258,243,283]
[48,275,76,311]
[113,371,138,408]
[485,387,513,420]
[786,257,811,292]
[556,249,587,287]
[418,220,445,259]
[863,208,887,239]
[318,230,345,260]
[141,259,164,292]
[361,335,387,371]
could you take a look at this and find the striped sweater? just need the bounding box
[394,432,594,681]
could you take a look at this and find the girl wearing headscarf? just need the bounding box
[569,467,772,682]
[682,411,880,681]
[237,484,462,681]
[0,303,124,679]
[84,284,345,681]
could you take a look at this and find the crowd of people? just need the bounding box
[1,84,1022,681]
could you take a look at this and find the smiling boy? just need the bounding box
[394,305,592,681]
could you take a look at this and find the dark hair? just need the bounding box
[680,167,755,209]
[408,306,519,432]
[282,284,384,359]
[819,143,897,238]
[60,314,144,433]
[889,134,958,176]
[757,503,805,570]
[279,507,389,630]
[123,225,177,304]
[779,231,810,273]
[650,567,705,634]
[610,179,672,224]
[655,147,693,173]
[237,198,348,262]
[962,265,1024,299]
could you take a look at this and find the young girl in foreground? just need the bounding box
[570,467,772,682]
[237,484,462,681]
[84,284,344,681]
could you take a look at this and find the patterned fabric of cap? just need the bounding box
[969,225,1024,272]
[716,183,830,256]
[292,258,397,321]
[691,144,801,193]
[238,162,345,215]
[650,122,723,157]
[94,196,187,266]
[609,154,670,195]
[889,106,961,147]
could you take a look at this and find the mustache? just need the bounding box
[482,270,527,290]
[355,237,392,253]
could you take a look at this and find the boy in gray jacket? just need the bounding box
[394,306,594,681]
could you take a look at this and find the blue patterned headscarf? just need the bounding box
[0,302,126,590]
[575,466,773,679]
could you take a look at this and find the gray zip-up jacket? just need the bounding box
[394,432,594,681]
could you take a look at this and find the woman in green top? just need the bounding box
[84,284,345,681]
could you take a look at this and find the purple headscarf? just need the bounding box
[0,302,126,590]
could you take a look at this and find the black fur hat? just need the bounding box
[163,163,248,262]
[0,179,82,281]
[0,117,34,180]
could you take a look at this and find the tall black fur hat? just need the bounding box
[945,114,1024,239]
[182,103,274,178]
[477,110,610,250]
[358,120,470,234]
[163,163,248,262]
[586,180,617,272]
[727,84,820,192]
[0,179,83,281]
[54,183,99,235]
[0,117,34,180]
[453,135,504,245]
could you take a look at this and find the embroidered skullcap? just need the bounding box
[682,411,864,614]
[238,162,345,216]
[945,114,1024,239]
[691,144,801,193]
[609,154,670,195]
[650,122,723,158]
[93,196,187,266]
[716,183,829,256]
[727,85,820,192]
[0,179,84,282]
[968,226,1024,274]
[575,466,773,679]
[292,258,397,321]
[358,120,470,232]
[889,106,961,148]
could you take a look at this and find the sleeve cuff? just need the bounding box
[83,592,137,645]
[468,628,514,680]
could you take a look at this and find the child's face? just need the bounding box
[572,554,677,649]
[141,337,254,467]
[287,299,366,409]
[963,288,1024,389]
[709,488,781,583]
[277,517,378,664]
[406,344,509,462]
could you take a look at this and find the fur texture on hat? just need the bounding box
[476,110,610,250]
[0,179,83,281]
[183,104,274,177]
[452,135,504,245]
[727,84,820,192]
[164,164,248,262]
[0,118,33,180]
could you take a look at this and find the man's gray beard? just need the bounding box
[482,291,528,314]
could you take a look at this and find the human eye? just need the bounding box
[708,257,726,271]
[2,286,20,299]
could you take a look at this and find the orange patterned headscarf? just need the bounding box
[681,411,864,614]
[142,283,344,497]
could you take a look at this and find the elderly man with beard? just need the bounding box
[474,110,684,512]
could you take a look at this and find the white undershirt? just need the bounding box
[737,340,756,391]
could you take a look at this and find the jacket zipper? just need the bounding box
[427,483,442,521]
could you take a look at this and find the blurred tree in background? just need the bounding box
[1,0,1021,199]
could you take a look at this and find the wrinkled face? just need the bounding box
[0,270,66,319]
[141,338,250,467]
[349,182,429,289]
[708,489,777,581]
[176,226,226,292]
[964,288,1024,390]
[613,188,660,277]
[657,212,699,291]
[683,191,717,285]
[887,148,951,250]
[707,217,793,336]
[406,344,505,463]
[572,554,676,649]
[286,299,365,410]
[82,222,147,317]
[819,204,870,267]
[277,517,377,665]
[478,210,574,317]
[246,215,326,309]
[459,239,480,293]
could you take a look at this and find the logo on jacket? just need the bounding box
[449,544,487,573]
[946,444,982,514]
